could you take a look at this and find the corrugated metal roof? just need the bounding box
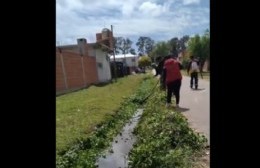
[109,54,138,59]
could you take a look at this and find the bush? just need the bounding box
[181,59,190,69]
[138,56,152,68]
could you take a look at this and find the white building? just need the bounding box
[92,48,112,83]
[109,54,139,73]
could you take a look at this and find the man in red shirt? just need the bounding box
[163,55,183,108]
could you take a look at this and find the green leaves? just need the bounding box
[136,36,155,55]
[187,30,210,70]
[128,87,208,168]
[138,55,152,68]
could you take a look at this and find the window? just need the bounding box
[98,63,103,68]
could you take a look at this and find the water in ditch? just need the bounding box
[96,109,143,168]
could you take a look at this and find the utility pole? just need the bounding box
[124,39,126,64]
[111,25,117,82]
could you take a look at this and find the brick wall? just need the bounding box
[62,51,84,89]
[56,51,67,91]
[83,55,99,85]
[56,50,98,94]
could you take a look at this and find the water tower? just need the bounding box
[101,28,110,40]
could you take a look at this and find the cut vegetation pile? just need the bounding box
[128,87,207,167]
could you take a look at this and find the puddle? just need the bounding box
[97,109,143,168]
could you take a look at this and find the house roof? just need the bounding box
[109,54,138,59]
[57,44,77,50]
[56,43,97,49]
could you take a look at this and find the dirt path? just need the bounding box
[179,76,210,167]
[180,76,210,144]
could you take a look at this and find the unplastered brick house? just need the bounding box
[56,28,113,95]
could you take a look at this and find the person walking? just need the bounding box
[163,55,183,108]
[155,56,167,90]
[187,55,199,90]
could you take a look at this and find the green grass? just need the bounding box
[128,86,207,168]
[56,74,148,153]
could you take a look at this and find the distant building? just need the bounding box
[109,54,139,73]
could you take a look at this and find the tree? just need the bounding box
[136,36,155,55]
[200,30,210,71]
[187,30,210,71]
[144,37,155,55]
[114,37,122,54]
[114,37,134,55]
[123,38,133,54]
[138,56,151,68]
[129,48,136,55]
[179,35,190,52]
[167,35,190,57]
[149,41,170,62]
[168,37,179,57]
[136,37,146,54]
[188,34,202,58]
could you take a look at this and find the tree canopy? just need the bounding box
[138,56,151,68]
[114,37,135,55]
[187,29,210,70]
[136,37,155,55]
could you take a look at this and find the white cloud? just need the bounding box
[56,0,209,45]
[182,0,201,5]
[59,0,84,10]
[121,3,135,17]
[139,2,165,17]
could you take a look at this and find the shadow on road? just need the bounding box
[176,107,189,112]
[191,88,205,91]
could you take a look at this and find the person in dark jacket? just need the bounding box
[187,55,199,89]
[154,57,166,75]
[154,56,167,90]
[163,55,183,108]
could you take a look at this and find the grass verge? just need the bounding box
[56,74,146,153]
[56,75,157,168]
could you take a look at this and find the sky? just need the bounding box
[56,0,209,48]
